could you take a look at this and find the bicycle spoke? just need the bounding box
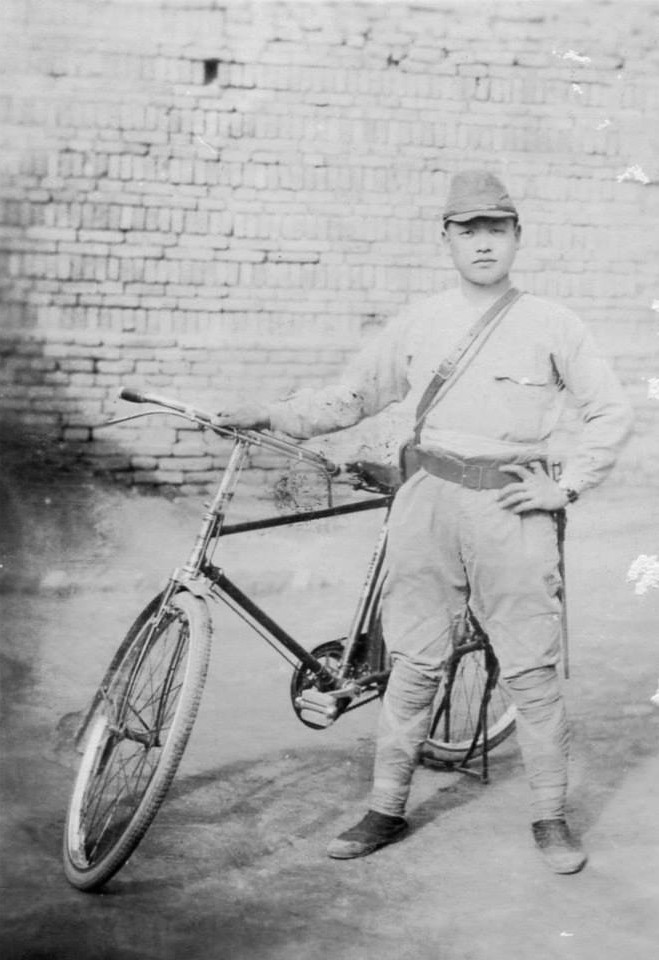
[77,619,189,864]
[454,655,484,741]
[94,748,154,856]
[83,743,152,859]
[120,620,188,745]
[82,739,127,840]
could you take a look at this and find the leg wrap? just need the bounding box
[506,666,569,821]
[370,659,439,817]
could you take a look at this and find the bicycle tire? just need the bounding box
[63,590,212,891]
[422,645,516,764]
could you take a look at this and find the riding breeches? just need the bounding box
[372,469,569,821]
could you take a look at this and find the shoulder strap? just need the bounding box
[413,287,522,443]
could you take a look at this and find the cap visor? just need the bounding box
[444,209,517,224]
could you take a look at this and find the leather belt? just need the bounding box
[416,450,538,491]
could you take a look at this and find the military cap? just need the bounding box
[443,170,519,224]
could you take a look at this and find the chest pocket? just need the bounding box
[492,349,556,390]
[490,358,557,441]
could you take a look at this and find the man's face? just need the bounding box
[443,217,520,286]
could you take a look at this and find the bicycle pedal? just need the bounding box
[294,691,340,725]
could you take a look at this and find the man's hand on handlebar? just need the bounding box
[345,460,401,495]
[214,403,272,431]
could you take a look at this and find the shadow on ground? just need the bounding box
[1,461,659,960]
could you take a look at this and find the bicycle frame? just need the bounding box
[84,388,395,734]
[174,434,394,721]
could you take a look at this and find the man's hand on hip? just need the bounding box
[496,462,568,514]
[214,403,271,431]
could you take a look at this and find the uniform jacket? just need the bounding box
[268,288,634,493]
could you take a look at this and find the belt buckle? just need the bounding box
[461,463,483,490]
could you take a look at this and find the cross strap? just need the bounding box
[413,287,523,444]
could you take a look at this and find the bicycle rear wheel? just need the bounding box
[422,645,516,764]
[63,590,211,891]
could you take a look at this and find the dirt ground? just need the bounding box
[1,457,659,960]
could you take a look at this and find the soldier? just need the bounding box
[215,170,633,873]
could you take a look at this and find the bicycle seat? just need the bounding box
[345,460,400,495]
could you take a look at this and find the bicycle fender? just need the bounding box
[173,570,215,601]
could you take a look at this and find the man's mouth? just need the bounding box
[473,259,496,265]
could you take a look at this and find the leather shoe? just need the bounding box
[327,810,408,859]
[532,818,587,874]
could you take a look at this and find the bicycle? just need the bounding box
[63,387,516,892]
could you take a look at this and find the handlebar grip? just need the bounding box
[119,387,147,403]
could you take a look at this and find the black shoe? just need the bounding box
[532,818,587,874]
[327,810,408,860]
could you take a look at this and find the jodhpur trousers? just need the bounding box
[373,469,569,822]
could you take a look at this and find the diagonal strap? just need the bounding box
[413,287,523,444]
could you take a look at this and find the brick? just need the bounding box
[129,471,172,484]
[130,456,159,470]
[165,246,214,261]
[63,427,92,441]
[59,358,95,373]
[0,2,655,493]
[78,230,125,244]
[162,456,212,471]
[153,469,186,484]
[96,360,136,374]
[114,245,164,259]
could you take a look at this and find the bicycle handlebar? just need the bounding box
[118,387,149,404]
[116,386,339,475]
[119,386,210,421]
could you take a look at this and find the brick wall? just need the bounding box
[1,0,658,492]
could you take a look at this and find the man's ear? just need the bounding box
[512,221,522,251]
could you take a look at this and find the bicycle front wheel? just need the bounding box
[422,645,516,764]
[63,590,212,891]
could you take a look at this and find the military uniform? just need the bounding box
[257,171,634,870]
[269,286,632,823]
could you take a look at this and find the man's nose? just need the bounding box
[475,234,492,251]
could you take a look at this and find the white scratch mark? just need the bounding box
[596,118,611,130]
[617,164,650,184]
[553,49,591,64]
[651,681,659,708]
[571,83,583,95]
[647,378,659,401]
[195,135,219,157]
[627,555,659,595]
[651,300,659,313]
[560,932,574,937]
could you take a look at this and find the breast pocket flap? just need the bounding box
[493,367,550,387]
